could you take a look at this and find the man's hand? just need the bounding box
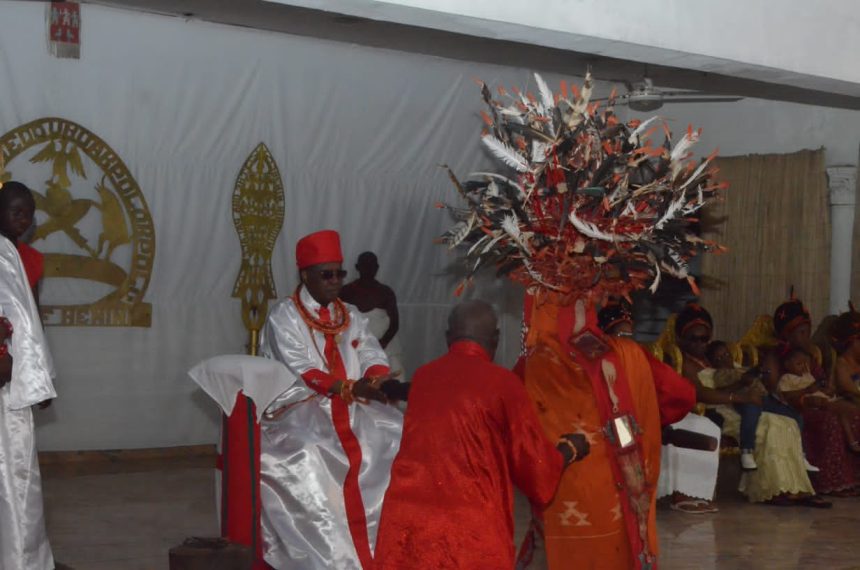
[740,370,759,387]
[352,377,388,403]
[805,395,830,409]
[739,391,763,407]
[38,399,53,410]
[0,317,11,344]
[557,433,590,465]
[379,379,410,402]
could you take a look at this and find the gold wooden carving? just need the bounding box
[0,118,154,326]
[736,315,777,367]
[648,314,684,373]
[231,143,285,353]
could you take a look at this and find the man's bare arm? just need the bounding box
[380,288,399,348]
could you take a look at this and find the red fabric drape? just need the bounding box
[220,393,267,568]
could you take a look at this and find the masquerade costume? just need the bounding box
[436,73,715,569]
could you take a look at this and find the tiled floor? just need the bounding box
[44,465,218,570]
[43,465,860,570]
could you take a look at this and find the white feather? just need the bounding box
[671,131,699,162]
[535,73,555,114]
[502,215,531,254]
[628,116,660,146]
[466,234,490,256]
[448,214,475,249]
[499,105,525,117]
[482,232,505,254]
[655,194,685,230]
[523,258,563,291]
[622,200,637,219]
[677,155,713,192]
[649,260,662,294]
[569,210,628,243]
[470,171,526,200]
[498,107,526,125]
[670,131,699,179]
[572,72,594,115]
[662,249,689,278]
[532,141,549,163]
[482,135,530,173]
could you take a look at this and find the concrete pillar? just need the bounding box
[827,166,857,314]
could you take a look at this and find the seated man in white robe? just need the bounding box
[259,230,404,570]
[0,235,57,570]
[340,252,404,378]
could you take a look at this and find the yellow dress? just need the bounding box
[699,368,814,502]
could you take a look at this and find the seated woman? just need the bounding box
[778,347,860,452]
[764,295,860,496]
[676,304,827,507]
[706,341,817,471]
[657,303,723,513]
[831,305,860,407]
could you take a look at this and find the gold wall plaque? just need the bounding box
[232,143,284,337]
[0,118,154,326]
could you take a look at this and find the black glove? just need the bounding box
[557,433,590,465]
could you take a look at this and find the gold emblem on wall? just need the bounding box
[232,143,284,348]
[0,118,154,326]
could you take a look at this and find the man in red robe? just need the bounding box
[374,300,589,570]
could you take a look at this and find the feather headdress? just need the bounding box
[438,72,726,302]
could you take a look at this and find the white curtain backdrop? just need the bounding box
[0,2,600,450]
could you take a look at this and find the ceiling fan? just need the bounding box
[595,77,743,112]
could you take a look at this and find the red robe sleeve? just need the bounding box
[301,364,389,396]
[504,375,564,507]
[301,369,339,395]
[644,350,696,426]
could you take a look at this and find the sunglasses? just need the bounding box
[315,269,347,281]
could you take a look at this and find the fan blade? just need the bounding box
[660,96,743,103]
[592,94,632,103]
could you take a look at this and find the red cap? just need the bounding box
[296,230,343,269]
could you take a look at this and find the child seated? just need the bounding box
[779,347,860,453]
[705,341,767,470]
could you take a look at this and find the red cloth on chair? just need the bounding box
[220,394,269,569]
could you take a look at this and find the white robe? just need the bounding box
[259,286,403,570]
[0,237,56,570]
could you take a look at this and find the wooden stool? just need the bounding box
[169,537,253,570]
